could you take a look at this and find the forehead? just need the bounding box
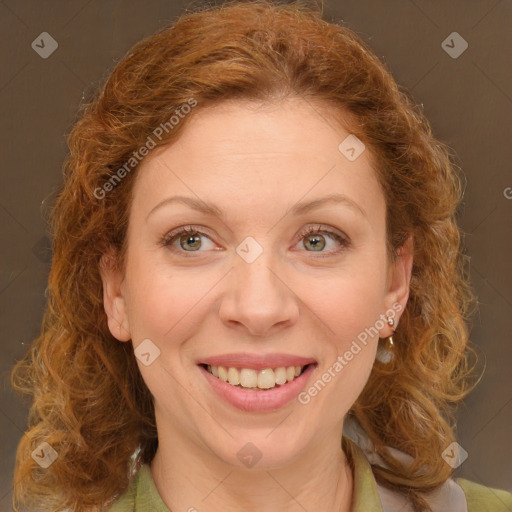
[150,98,356,163]
[131,98,384,226]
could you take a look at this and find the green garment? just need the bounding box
[107,436,512,512]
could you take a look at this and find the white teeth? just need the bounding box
[240,368,257,388]
[257,368,275,389]
[227,367,240,385]
[205,364,307,390]
[274,366,287,385]
[218,366,228,382]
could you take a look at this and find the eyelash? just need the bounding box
[159,224,350,257]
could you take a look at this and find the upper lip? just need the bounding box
[198,353,317,371]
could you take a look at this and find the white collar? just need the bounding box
[343,414,468,512]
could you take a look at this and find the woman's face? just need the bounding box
[101,98,412,469]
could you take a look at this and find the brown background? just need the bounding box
[1,0,511,510]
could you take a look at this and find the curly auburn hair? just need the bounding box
[10,1,481,511]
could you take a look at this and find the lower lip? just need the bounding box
[198,364,317,412]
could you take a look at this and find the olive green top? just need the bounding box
[107,436,512,512]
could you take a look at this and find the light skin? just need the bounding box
[100,97,413,512]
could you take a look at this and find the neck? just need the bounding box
[150,425,354,512]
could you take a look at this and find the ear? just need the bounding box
[381,235,413,336]
[99,251,131,342]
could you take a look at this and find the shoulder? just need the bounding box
[456,477,512,512]
[105,489,135,511]
[104,486,136,512]
[103,468,140,512]
[104,464,170,512]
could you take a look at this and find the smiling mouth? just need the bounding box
[199,363,313,391]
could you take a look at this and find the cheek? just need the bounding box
[305,262,388,343]
[295,255,387,404]
[123,254,209,341]
[296,275,383,417]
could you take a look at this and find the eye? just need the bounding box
[160,224,350,257]
[295,224,350,255]
[160,226,216,254]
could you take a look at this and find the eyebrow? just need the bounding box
[146,193,367,221]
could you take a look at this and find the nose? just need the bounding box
[218,249,300,337]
